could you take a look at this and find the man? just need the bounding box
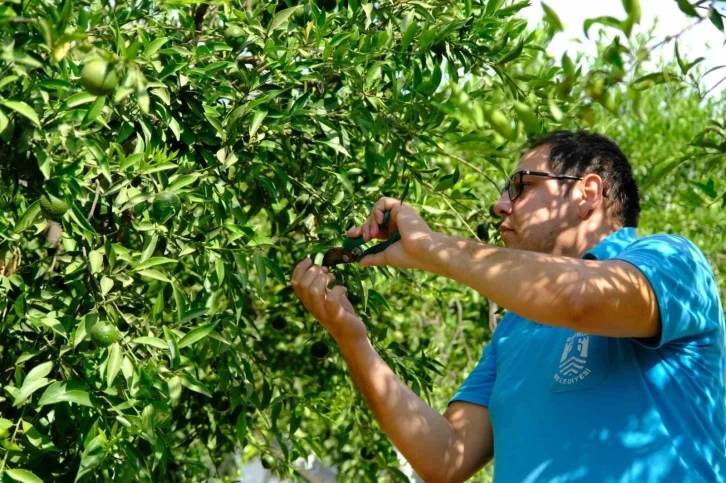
[291,131,726,482]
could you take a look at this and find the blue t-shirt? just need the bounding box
[450,228,726,482]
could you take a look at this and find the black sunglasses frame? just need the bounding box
[503,170,585,202]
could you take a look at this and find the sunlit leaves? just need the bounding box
[2,0,724,482]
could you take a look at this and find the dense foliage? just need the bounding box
[0,0,723,481]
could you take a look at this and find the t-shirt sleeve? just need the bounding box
[448,315,510,408]
[615,234,722,348]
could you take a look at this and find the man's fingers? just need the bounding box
[367,215,379,240]
[292,258,313,289]
[326,285,350,319]
[373,197,401,222]
[345,197,403,241]
[297,264,326,294]
[308,271,333,316]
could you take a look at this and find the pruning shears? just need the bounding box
[322,211,401,268]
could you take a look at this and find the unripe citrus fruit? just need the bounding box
[80,60,118,97]
[512,102,541,134]
[224,25,245,47]
[90,322,120,348]
[151,191,181,223]
[40,194,69,220]
[484,107,516,141]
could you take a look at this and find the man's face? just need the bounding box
[493,145,581,255]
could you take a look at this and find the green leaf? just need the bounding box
[105,343,122,387]
[132,336,168,349]
[0,109,8,134]
[263,257,286,285]
[38,381,93,407]
[0,75,19,89]
[622,0,641,35]
[675,0,699,17]
[362,3,373,29]
[548,96,563,122]
[168,375,182,406]
[62,92,96,109]
[168,174,199,192]
[178,321,218,349]
[75,434,105,482]
[100,276,114,296]
[642,156,687,191]
[498,38,524,65]
[140,232,158,263]
[181,307,208,324]
[137,269,171,283]
[236,410,247,445]
[89,250,103,274]
[5,50,42,69]
[13,378,52,407]
[24,361,53,384]
[401,11,418,51]
[134,257,178,271]
[81,95,105,128]
[365,62,383,87]
[268,5,303,32]
[12,200,41,234]
[709,7,724,32]
[249,109,267,138]
[0,100,40,127]
[215,257,225,284]
[180,374,212,397]
[163,327,180,368]
[542,3,564,32]
[254,252,267,289]
[5,469,44,483]
[584,16,624,38]
[434,174,456,192]
[144,37,169,58]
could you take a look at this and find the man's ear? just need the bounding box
[578,173,605,218]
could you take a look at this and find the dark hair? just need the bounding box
[530,130,640,228]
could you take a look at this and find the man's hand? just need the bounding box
[346,197,434,269]
[291,258,367,344]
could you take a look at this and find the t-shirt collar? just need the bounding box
[582,227,637,261]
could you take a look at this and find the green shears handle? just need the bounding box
[342,212,401,260]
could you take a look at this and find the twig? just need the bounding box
[82,246,103,297]
[440,196,478,239]
[0,407,26,474]
[434,149,502,193]
[193,3,210,32]
[87,179,101,222]
[647,17,705,53]
[704,75,726,97]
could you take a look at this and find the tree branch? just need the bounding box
[194,3,210,33]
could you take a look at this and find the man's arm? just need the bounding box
[419,232,659,338]
[339,336,494,483]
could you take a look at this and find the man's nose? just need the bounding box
[494,191,512,218]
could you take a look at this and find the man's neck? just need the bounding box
[573,224,624,259]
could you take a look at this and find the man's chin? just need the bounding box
[500,230,517,247]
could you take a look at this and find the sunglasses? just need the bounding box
[502,170,586,202]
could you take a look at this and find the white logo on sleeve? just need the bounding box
[554,333,592,384]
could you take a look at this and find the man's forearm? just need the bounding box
[418,232,585,328]
[337,336,465,483]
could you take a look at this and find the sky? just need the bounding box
[520,0,726,96]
